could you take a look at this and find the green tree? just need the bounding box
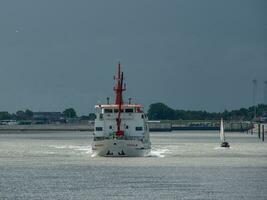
[25,109,33,120]
[148,103,175,120]
[88,113,96,120]
[16,110,26,120]
[63,108,77,118]
[0,111,12,120]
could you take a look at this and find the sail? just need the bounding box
[220,118,225,142]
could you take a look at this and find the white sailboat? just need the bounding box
[220,118,230,148]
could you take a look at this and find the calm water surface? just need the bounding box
[0,131,266,200]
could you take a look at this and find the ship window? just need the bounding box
[95,127,103,131]
[135,127,143,131]
[125,108,133,113]
[141,114,144,119]
[114,109,124,113]
[109,125,112,129]
[104,109,113,113]
[126,125,129,129]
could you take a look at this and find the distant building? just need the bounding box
[0,120,18,125]
[33,112,64,124]
[259,112,267,122]
[65,117,81,124]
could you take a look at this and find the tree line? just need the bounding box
[147,102,267,121]
[1,103,266,121]
[0,108,96,121]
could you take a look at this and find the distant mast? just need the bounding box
[114,62,126,136]
[220,118,225,142]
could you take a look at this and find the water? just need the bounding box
[0,131,267,200]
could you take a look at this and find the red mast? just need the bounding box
[114,62,126,136]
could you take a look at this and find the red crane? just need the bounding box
[114,62,126,137]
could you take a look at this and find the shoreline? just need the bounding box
[0,124,94,132]
[0,122,259,132]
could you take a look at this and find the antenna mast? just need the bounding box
[114,62,126,136]
[114,62,126,105]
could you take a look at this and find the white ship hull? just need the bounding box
[92,139,151,157]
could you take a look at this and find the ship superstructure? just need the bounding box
[92,62,151,156]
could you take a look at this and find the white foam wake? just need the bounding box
[49,145,94,156]
[149,147,170,157]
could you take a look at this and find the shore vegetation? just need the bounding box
[147,103,267,121]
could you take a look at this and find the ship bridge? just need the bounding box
[95,104,144,114]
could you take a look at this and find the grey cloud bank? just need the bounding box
[0,0,266,114]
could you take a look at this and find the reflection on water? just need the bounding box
[214,146,232,150]
[48,144,169,158]
[0,131,267,200]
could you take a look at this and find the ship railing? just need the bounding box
[93,135,144,141]
[101,113,134,120]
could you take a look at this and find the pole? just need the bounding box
[262,125,265,142]
[252,79,257,121]
[258,123,261,139]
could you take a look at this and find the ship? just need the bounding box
[92,62,151,157]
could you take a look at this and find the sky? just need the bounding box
[0,0,266,115]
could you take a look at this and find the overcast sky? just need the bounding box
[0,0,266,115]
